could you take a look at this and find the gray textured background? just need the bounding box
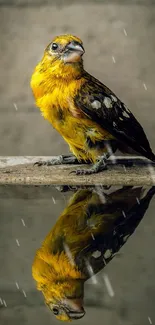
[1,1,155,324]
[0,1,155,156]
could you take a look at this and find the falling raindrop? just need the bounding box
[52,197,56,204]
[22,290,27,298]
[3,300,7,307]
[103,273,115,297]
[91,232,95,240]
[16,239,20,246]
[63,242,75,266]
[123,28,127,36]
[16,282,19,289]
[136,197,140,205]
[13,103,18,111]
[122,210,126,218]
[148,316,152,324]
[112,56,116,63]
[143,83,147,91]
[21,218,26,227]
[85,259,98,284]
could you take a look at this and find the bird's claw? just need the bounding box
[34,161,44,167]
[34,157,64,167]
[69,162,107,175]
[70,168,97,175]
[34,155,80,167]
[34,160,53,167]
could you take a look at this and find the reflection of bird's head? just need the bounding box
[40,279,85,321]
[46,296,85,322]
[32,251,85,322]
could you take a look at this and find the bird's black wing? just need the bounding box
[75,73,155,161]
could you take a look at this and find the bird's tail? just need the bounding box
[145,150,155,162]
[132,146,155,163]
[118,141,155,163]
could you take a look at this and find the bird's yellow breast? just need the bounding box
[31,73,86,137]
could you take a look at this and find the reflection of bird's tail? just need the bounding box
[74,185,155,280]
[134,185,155,200]
[120,186,155,234]
[140,186,155,204]
[147,186,155,196]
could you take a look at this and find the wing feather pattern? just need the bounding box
[75,73,155,161]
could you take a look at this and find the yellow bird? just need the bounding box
[32,186,155,321]
[30,34,155,174]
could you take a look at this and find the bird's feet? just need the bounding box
[34,155,79,166]
[70,158,107,175]
[70,169,93,175]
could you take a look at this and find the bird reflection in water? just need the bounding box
[32,185,155,321]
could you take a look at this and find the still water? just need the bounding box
[0,185,155,325]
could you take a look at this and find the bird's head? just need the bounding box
[45,34,85,64]
[36,34,85,81]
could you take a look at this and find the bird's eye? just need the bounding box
[51,43,58,51]
[53,307,59,315]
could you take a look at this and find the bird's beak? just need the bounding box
[63,41,85,63]
[63,298,85,320]
[66,41,85,55]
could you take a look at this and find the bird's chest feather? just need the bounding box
[36,88,88,138]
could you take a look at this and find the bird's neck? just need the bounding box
[30,60,87,113]
[31,55,84,95]
[47,58,84,81]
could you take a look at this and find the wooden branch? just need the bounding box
[0,156,155,186]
